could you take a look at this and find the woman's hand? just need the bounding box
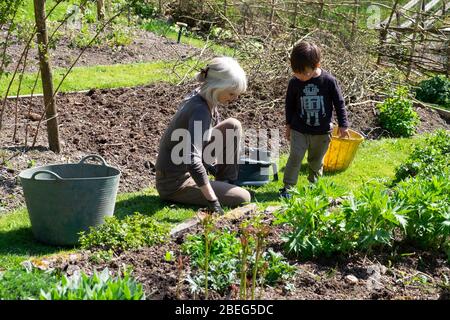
[200,182,224,214]
[207,199,225,215]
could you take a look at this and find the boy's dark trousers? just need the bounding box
[283,129,331,186]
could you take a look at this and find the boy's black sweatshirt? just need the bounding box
[285,69,349,135]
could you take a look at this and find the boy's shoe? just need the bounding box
[279,187,292,199]
[307,168,321,184]
[307,175,318,184]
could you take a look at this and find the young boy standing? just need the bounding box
[280,41,349,198]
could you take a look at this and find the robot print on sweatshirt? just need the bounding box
[300,84,325,126]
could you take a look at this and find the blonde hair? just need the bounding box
[195,57,247,107]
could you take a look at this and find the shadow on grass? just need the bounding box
[114,193,202,221]
[251,190,281,203]
[0,227,71,261]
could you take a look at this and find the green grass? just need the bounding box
[0,137,419,270]
[1,60,199,96]
[0,208,73,270]
[142,19,235,56]
[17,0,95,23]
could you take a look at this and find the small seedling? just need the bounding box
[27,159,36,168]
[165,251,174,262]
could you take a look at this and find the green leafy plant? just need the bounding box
[142,18,173,37]
[79,212,170,252]
[82,7,96,24]
[394,130,450,182]
[182,217,294,298]
[276,181,408,258]
[183,228,241,295]
[394,171,450,251]
[209,26,234,41]
[415,75,450,109]
[378,86,420,137]
[275,186,343,258]
[40,267,145,300]
[0,266,56,300]
[342,183,408,252]
[165,251,174,262]
[130,1,158,19]
[262,249,296,286]
[106,25,133,47]
[89,250,114,264]
[27,159,36,168]
[70,22,102,48]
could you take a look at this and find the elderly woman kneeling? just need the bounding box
[155,57,251,214]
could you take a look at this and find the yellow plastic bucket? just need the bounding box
[323,128,364,172]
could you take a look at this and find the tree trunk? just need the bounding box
[97,0,105,21]
[33,0,60,153]
[105,0,111,18]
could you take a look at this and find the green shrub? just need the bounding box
[79,213,170,251]
[276,158,449,260]
[276,192,342,258]
[415,75,450,109]
[394,171,450,250]
[0,266,56,300]
[275,181,408,258]
[107,25,133,47]
[210,26,234,41]
[71,23,102,48]
[341,183,408,252]
[40,267,145,300]
[131,1,158,19]
[378,87,420,137]
[394,130,450,182]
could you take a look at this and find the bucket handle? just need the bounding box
[31,170,63,180]
[79,154,108,166]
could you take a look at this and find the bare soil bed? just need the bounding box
[1,82,449,212]
[45,208,450,300]
[2,28,201,73]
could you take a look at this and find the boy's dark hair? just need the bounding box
[290,41,321,73]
